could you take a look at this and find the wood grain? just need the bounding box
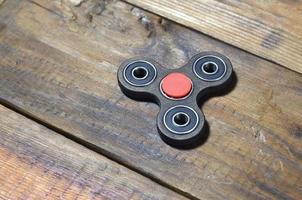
[0,105,186,200]
[123,0,302,74]
[0,0,301,199]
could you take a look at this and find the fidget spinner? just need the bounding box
[117,52,233,148]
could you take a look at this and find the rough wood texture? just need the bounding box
[124,0,302,74]
[0,0,301,199]
[0,105,186,200]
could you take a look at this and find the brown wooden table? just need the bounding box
[0,0,301,199]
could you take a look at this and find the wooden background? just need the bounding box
[125,0,302,74]
[0,0,301,199]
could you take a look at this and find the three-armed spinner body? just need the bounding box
[118,52,233,148]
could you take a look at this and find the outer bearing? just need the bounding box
[163,105,199,135]
[123,60,157,86]
[193,55,226,81]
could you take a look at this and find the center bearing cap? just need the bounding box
[161,72,192,99]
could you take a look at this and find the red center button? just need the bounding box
[161,72,192,99]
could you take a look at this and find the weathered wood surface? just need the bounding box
[124,0,302,74]
[0,0,302,199]
[0,105,186,200]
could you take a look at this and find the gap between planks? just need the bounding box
[0,99,197,200]
[0,103,188,200]
[123,0,302,74]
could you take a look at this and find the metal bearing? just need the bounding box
[163,105,199,135]
[193,55,226,81]
[123,60,157,86]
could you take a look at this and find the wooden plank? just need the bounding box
[0,0,302,199]
[123,0,302,74]
[0,104,186,200]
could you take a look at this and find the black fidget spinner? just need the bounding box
[117,52,233,148]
